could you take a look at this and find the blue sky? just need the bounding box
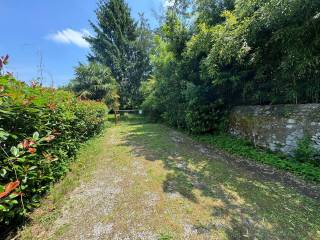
[0,0,166,87]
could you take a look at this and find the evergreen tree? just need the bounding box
[194,0,235,26]
[86,0,147,108]
[133,13,153,105]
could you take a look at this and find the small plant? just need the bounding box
[158,232,173,240]
[294,137,319,166]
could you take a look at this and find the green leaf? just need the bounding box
[29,166,37,171]
[0,128,9,141]
[10,146,20,157]
[0,109,13,114]
[22,175,28,183]
[0,204,6,211]
[33,132,40,140]
[9,194,20,199]
[0,168,7,177]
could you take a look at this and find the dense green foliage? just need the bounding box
[195,134,320,182]
[294,137,320,167]
[0,73,107,225]
[69,62,120,110]
[86,0,151,108]
[141,0,320,133]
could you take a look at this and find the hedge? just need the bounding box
[0,74,107,225]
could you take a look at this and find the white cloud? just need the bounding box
[47,28,91,48]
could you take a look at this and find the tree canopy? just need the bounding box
[140,0,320,133]
[86,0,151,108]
[69,0,320,132]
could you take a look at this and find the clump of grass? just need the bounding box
[195,133,320,183]
[158,232,174,240]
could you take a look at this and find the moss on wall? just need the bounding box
[229,104,320,155]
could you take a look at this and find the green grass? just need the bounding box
[158,232,174,240]
[195,133,320,182]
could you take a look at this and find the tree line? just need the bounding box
[69,0,320,133]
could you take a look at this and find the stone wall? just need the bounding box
[229,104,320,155]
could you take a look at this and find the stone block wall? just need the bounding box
[229,104,320,155]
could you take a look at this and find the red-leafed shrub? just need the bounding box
[0,59,107,225]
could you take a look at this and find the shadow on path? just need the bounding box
[120,120,320,240]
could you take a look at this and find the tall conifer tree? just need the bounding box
[86,0,147,108]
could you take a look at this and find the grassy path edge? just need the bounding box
[16,127,110,240]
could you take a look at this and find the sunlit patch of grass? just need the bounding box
[127,121,320,240]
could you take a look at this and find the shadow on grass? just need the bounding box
[120,121,320,240]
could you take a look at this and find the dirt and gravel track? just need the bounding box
[19,119,320,240]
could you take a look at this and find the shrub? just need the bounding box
[0,74,107,225]
[294,137,319,166]
[184,83,225,133]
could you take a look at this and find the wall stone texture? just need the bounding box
[229,104,320,155]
